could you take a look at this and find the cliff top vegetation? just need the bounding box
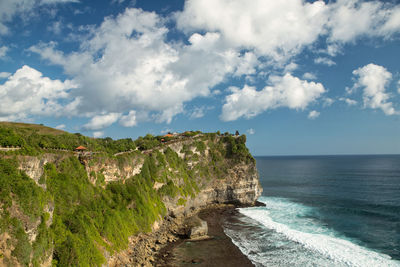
[0,122,207,156]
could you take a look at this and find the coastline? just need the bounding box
[155,205,254,267]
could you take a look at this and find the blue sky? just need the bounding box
[0,0,400,155]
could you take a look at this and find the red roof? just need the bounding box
[75,146,87,150]
[164,134,173,137]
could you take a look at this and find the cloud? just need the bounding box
[47,20,62,34]
[31,8,256,125]
[381,6,400,34]
[176,0,327,62]
[0,65,77,121]
[327,0,400,43]
[246,128,255,135]
[352,63,396,115]
[188,106,214,119]
[111,0,131,4]
[83,113,121,131]
[0,46,8,59]
[40,0,79,3]
[323,97,334,107]
[0,0,35,34]
[25,1,400,128]
[119,110,137,127]
[308,110,320,119]
[398,80,400,94]
[221,73,326,121]
[284,62,298,73]
[189,107,205,119]
[303,72,317,80]
[0,0,78,35]
[93,131,104,138]
[177,0,400,62]
[55,124,66,129]
[339,97,357,106]
[314,57,336,66]
[0,72,11,79]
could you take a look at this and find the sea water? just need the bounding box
[224,155,400,267]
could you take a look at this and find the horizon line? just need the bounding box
[254,153,400,157]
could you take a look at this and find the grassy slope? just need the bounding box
[0,122,67,136]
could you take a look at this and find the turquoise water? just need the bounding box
[224,155,400,266]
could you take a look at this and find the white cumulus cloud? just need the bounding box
[83,113,121,131]
[0,0,78,35]
[0,72,11,79]
[0,65,77,121]
[221,73,326,121]
[314,57,336,66]
[339,97,358,106]
[352,63,396,115]
[93,131,104,138]
[177,0,400,61]
[284,62,299,73]
[119,110,137,127]
[323,97,334,107]
[55,124,66,129]
[177,0,327,61]
[40,0,79,3]
[31,8,256,125]
[303,72,317,80]
[22,1,400,127]
[327,0,400,44]
[308,110,320,119]
[0,46,8,59]
[398,80,400,94]
[189,107,205,119]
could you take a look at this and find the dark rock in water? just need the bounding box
[254,200,266,207]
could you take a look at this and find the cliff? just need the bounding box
[0,123,261,267]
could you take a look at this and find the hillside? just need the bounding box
[0,123,261,266]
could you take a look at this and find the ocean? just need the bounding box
[224,155,400,267]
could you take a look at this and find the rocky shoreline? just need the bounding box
[155,205,255,267]
[108,202,266,266]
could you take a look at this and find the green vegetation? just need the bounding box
[0,123,137,155]
[46,156,167,266]
[0,158,51,266]
[223,134,255,164]
[177,198,186,206]
[0,155,168,266]
[0,123,210,156]
[0,128,26,147]
[135,134,160,151]
[0,123,255,266]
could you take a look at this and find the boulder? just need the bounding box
[185,215,208,239]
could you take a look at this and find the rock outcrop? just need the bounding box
[185,215,208,239]
[1,128,261,267]
[107,135,262,266]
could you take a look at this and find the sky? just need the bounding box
[0,0,400,156]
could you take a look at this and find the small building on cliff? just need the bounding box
[75,146,87,152]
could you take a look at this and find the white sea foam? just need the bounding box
[235,197,400,267]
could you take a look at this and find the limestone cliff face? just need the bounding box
[17,153,70,187]
[8,133,261,267]
[79,135,262,214]
[81,135,262,217]
[106,135,262,266]
[165,162,262,218]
